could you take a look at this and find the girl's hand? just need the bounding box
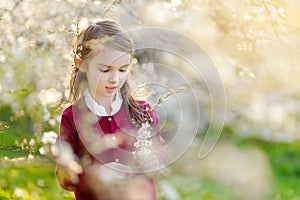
[56,163,83,191]
[138,154,161,172]
[97,162,133,184]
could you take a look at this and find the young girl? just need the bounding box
[55,19,166,200]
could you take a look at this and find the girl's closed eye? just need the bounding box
[119,64,129,72]
[100,68,110,72]
[119,67,128,72]
[99,66,110,72]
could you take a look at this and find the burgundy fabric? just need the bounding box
[55,98,165,200]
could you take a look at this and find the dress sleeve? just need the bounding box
[55,107,90,192]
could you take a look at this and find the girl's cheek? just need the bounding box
[121,72,128,78]
[121,75,127,82]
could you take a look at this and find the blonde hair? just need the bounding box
[69,19,148,126]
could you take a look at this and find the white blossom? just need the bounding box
[41,131,58,144]
[158,180,181,200]
[29,138,35,146]
[39,146,46,155]
[28,154,34,160]
[13,187,26,198]
[132,122,153,160]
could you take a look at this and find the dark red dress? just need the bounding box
[55,98,166,200]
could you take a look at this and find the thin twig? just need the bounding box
[101,0,122,19]
[152,86,186,111]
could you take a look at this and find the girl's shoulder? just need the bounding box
[61,98,86,118]
[62,98,87,115]
[135,100,159,123]
[61,104,74,118]
[62,104,73,113]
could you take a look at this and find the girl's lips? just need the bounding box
[105,86,117,92]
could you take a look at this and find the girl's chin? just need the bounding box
[103,91,118,97]
[94,89,118,99]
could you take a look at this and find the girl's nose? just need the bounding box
[109,71,119,83]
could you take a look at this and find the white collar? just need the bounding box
[83,90,123,116]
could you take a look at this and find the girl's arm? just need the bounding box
[55,107,92,192]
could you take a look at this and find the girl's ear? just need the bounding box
[75,58,86,72]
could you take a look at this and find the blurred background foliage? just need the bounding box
[0,0,300,199]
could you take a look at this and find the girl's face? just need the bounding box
[80,46,131,101]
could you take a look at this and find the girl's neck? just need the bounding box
[94,94,116,115]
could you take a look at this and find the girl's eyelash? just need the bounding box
[99,67,127,72]
[100,69,109,72]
